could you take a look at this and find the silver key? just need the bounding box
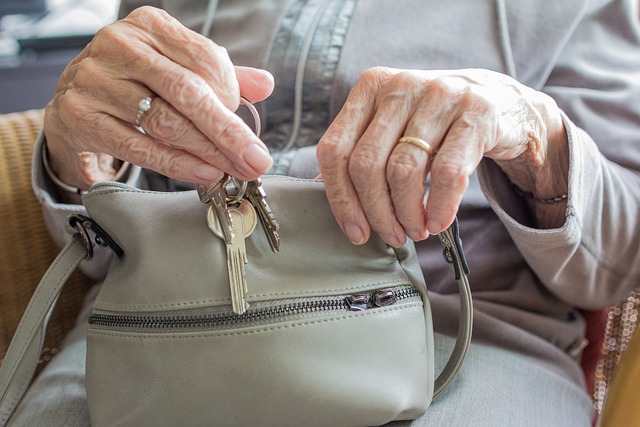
[198,178,234,244]
[208,199,257,315]
[246,178,280,253]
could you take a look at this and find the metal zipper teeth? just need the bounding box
[88,286,421,331]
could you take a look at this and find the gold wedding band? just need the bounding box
[397,136,437,158]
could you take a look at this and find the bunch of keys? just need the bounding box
[197,177,280,315]
[196,98,280,315]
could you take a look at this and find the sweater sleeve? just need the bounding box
[31,131,143,281]
[478,0,640,309]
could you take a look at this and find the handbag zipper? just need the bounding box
[88,285,420,331]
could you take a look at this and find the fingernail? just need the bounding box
[407,230,426,241]
[194,163,222,181]
[243,143,273,174]
[343,221,366,245]
[380,233,402,248]
[427,220,443,234]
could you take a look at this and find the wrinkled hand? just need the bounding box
[317,67,567,247]
[44,6,275,190]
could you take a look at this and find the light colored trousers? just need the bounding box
[8,329,594,426]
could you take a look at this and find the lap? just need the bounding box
[9,327,593,427]
[393,334,594,426]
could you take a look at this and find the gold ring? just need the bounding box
[397,136,437,158]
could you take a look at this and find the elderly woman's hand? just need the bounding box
[44,6,274,191]
[317,67,569,247]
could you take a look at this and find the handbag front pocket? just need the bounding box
[86,285,432,427]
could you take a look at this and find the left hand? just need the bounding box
[316,67,568,247]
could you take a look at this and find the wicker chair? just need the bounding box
[0,109,637,422]
[0,110,93,372]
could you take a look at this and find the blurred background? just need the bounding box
[0,0,119,113]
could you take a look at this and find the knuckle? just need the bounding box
[117,134,158,166]
[128,48,156,71]
[189,37,222,62]
[165,71,213,109]
[57,93,92,127]
[127,5,168,24]
[207,43,230,63]
[424,76,451,99]
[316,134,344,167]
[70,58,100,89]
[386,151,423,187]
[92,25,155,72]
[431,157,469,193]
[348,148,379,185]
[327,189,355,216]
[360,66,391,83]
[214,118,246,151]
[378,86,411,111]
[198,140,225,163]
[459,88,492,114]
[389,70,416,89]
[162,156,192,180]
[145,107,191,143]
[91,24,134,59]
[91,23,119,46]
[353,66,390,94]
[358,67,382,84]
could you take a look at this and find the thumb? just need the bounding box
[236,66,275,103]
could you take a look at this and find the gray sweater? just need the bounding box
[33,0,640,389]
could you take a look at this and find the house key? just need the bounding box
[208,199,257,315]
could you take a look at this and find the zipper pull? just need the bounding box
[346,289,400,311]
[371,289,398,307]
[346,294,369,311]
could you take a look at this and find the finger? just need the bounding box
[386,81,462,240]
[317,71,385,245]
[119,7,240,109]
[127,49,272,177]
[424,107,490,233]
[347,79,420,247]
[386,141,431,242]
[63,67,263,181]
[74,113,229,184]
[77,152,117,183]
[137,97,264,180]
[94,8,272,177]
[55,90,254,183]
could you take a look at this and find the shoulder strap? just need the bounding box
[0,234,87,426]
[0,218,472,425]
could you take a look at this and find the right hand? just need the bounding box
[44,6,275,191]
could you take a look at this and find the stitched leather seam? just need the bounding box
[93,279,411,310]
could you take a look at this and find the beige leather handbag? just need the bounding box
[0,176,472,427]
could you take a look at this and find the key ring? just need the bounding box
[227,97,261,205]
[240,97,261,138]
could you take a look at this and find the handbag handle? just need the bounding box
[433,218,473,398]
[0,217,472,425]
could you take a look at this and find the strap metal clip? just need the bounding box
[438,217,470,280]
[66,214,124,261]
